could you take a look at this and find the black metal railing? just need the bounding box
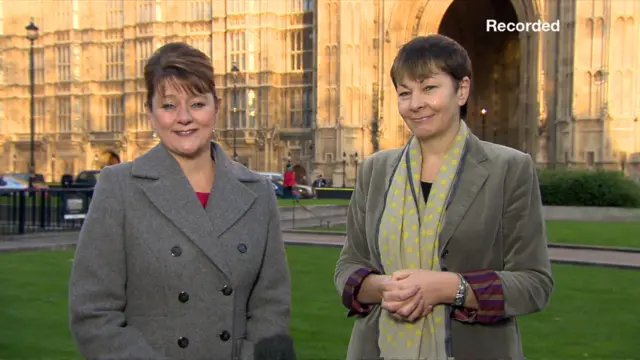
[0,188,93,236]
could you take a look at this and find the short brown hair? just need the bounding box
[144,42,217,109]
[390,35,472,117]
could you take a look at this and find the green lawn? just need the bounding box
[304,220,640,249]
[276,198,350,206]
[0,247,639,359]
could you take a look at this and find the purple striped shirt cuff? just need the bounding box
[453,269,505,323]
[342,267,379,317]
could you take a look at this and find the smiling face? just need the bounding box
[148,78,220,160]
[396,72,469,141]
[391,35,473,142]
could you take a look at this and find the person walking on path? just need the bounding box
[283,165,296,198]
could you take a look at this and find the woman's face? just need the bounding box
[148,80,220,160]
[396,71,469,141]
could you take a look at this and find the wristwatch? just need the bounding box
[452,273,468,307]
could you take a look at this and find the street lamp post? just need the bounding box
[354,152,359,182]
[231,64,240,162]
[342,152,347,188]
[26,18,39,189]
[480,108,487,140]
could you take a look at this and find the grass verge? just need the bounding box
[0,247,639,359]
[302,220,640,249]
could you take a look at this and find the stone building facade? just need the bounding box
[315,0,640,186]
[0,0,314,182]
[1,0,639,185]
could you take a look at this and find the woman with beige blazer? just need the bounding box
[68,43,291,360]
[334,35,554,360]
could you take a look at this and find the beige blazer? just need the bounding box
[68,142,291,360]
[334,133,554,360]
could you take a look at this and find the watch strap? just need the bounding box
[453,273,468,307]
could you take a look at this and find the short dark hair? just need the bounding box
[144,42,217,109]
[390,35,472,118]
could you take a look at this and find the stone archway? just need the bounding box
[292,164,309,185]
[438,0,521,148]
[98,150,121,169]
[382,0,541,156]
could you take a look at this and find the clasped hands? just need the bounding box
[379,269,457,323]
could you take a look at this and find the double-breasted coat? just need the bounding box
[68,142,291,360]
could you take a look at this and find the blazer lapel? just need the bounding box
[205,143,258,238]
[131,142,257,278]
[438,135,489,255]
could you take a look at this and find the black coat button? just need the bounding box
[221,285,233,296]
[177,337,189,348]
[219,331,231,342]
[178,291,189,303]
[171,246,182,257]
[237,243,248,253]
[442,249,449,259]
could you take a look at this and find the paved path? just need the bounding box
[2,231,639,269]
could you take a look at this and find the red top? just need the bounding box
[196,192,210,208]
[284,170,296,187]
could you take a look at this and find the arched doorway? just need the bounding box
[292,164,309,185]
[382,0,540,156]
[98,151,121,169]
[438,0,521,149]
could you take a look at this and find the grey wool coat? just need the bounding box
[334,133,555,360]
[68,141,291,360]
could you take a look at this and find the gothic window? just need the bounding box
[303,0,313,12]
[57,97,72,133]
[230,89,246,128]
[106,43,124,80]
[303,88,313,128]
[594,17,604,68]
[106,97,124,132]
[138,0,155,23]
[612,17,624,70]
[106,0,124,28]
[246,31,256,72]
[246,89,257,128]
[34,49,44,84]
[35,99,46,133]
[189,0,211,21]
[289,89,301,127]
[56,0,72,30]
[56,45,71,82]
[136,39,153,77]
[137,94,151,131]
[289,31,303,71]
[290,0,302,12]
[289,88,312,128]
[624,18,635,69]
[289,29,313,71]
[230,31,246,70]
[584,18,593,67]
[228,0,245,13]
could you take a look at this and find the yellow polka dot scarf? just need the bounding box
[377,120,469,360]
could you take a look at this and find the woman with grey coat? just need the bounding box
[68,42,291,360]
